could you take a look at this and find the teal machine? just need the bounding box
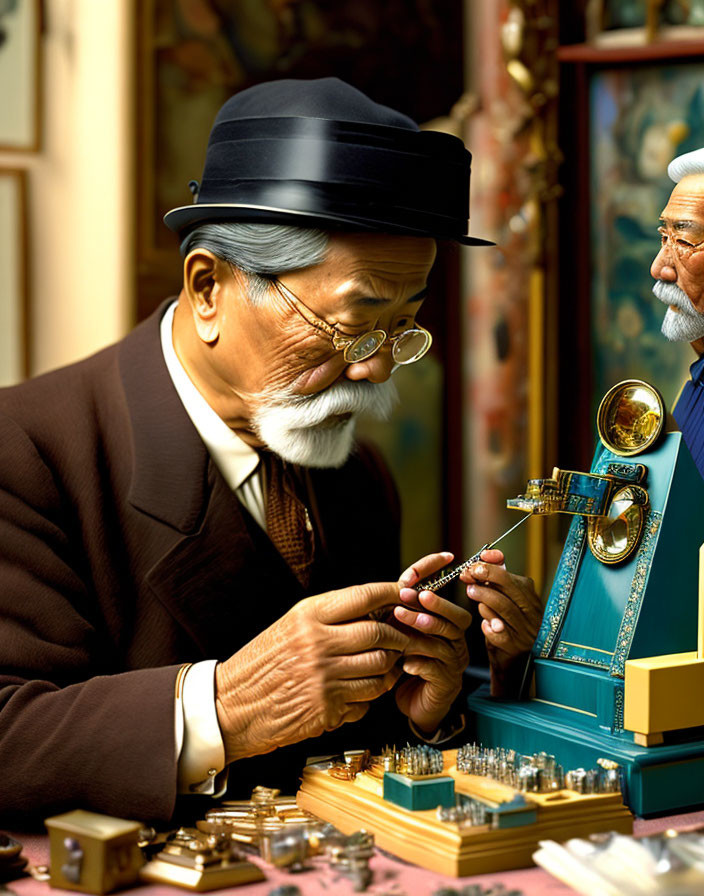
[466,380,704,817]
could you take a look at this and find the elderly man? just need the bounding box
[651,147,704,476]
[0,78,540,825]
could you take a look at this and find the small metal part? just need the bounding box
[415,513,532,592]
[197,787,322,854]
[597,380,665,457]
[60,837,83,885]
[437,797,488,827]
[27,865,50,883]
[455,742,620,797]
[369,744,444,778]
[326,830,374,892]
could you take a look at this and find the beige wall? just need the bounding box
[0,0,132,378]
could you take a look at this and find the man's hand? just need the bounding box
[214,582,410,764]
[460,548,542,696]
[390,552,472,735]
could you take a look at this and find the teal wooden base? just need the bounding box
[382,773,455,810]
[487,795,537,828]
[467,685,704,817]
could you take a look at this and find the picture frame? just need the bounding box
[0,0,41,152]
[588,0,704,46]
[556,39,704,481]
[0,168,29,385]
[588,61,704,419]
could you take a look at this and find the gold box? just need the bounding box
[45,810,143,894]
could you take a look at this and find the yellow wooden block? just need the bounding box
[624,652,704,734]
[699,543,704,659]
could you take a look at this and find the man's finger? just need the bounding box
[398,551,454,588]
[331,648,402,679]
[481,618,512,650]
[476,601,506,633]
[314,582,401,624]
[392,604,466,641]
[327,702,370,731]
[416,589,472,630]
[465,562,536,610]
[466,584,522,630]
[479,548,504,565]
[326,618,410,654]
[402,631,462,667]
[402,655,446,685]
[338,668,401,703]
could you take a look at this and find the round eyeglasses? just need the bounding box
[272,278,432,365]
[657,224,704,261]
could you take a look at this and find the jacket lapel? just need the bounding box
[118,304,304,658]
[145,463,305,659]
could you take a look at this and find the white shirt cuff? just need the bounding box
[175,660,228,795]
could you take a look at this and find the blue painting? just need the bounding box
[589,63,704,416]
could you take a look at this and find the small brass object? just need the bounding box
[326,830,374,892]
[597,380,665,457]
[507,378,662,567]
[140,829,264,891]
[328,749,371,780]
[196,788,317,850]
[45,810,144,895]
[587,484,649,565]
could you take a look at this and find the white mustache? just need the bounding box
[254,379,398,431]
[652,280,695,312]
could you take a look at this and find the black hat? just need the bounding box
[163,77,492,246]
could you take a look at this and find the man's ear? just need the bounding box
[182,249,233,344]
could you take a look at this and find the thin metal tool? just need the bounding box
[413,512,533,593]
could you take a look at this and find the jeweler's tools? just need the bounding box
[413,513,533,593]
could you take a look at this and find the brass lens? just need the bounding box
[342,329,386,363]
[587,485,648,565]
[596,380,664,457]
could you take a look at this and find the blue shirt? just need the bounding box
[673,354,704,479]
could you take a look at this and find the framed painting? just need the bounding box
[588,62,704,418]
[0,0,41,151]
[0,169,29,385]
[590,0,704,44]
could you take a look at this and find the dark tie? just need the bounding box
[259,451,315,588]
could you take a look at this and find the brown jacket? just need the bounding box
[0,304,401,825]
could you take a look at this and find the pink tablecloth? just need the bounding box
[6,811,704,896]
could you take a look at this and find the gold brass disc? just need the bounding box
[596,380,664,457]
[587,485,648,565]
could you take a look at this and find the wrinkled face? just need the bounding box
[180,231,437,466]
[651,174,704,341]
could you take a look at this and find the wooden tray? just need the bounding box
[296,749,633,877]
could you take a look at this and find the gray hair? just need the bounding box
[179,222,329,302]
[668,148,704,183]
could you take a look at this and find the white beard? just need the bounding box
[653,280,704,342]
[251,378,398,468]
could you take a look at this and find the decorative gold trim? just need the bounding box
[558,641,614,655]
[530,697,597,718]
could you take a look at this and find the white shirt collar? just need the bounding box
[160,301,260,491]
